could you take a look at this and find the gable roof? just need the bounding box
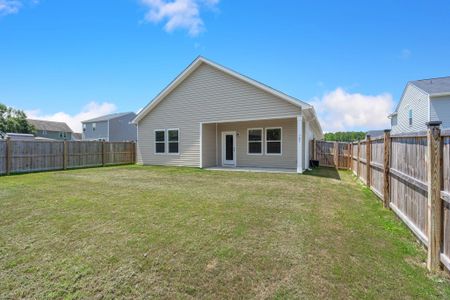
[410,76,450,96]
[82,112,136,123]
[28,119,73,133]
[390,76,450,116]
[132,56,314,125]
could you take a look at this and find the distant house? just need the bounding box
[27,119,73,140]
[82,112,137,142]
[389,76,450,134]
[131,57,322,173]
[72,132,82,141]
[366,130,384,139]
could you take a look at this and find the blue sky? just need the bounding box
[1,0,449,132]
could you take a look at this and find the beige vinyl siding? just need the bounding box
[216,118,297,169]
[137,63,301,167]
[202,123,217,167]
[391,84,429,134]
[430,95,450,129]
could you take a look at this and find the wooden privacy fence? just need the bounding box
[350,124,450,273]
[312,123,450,273]
[0,139,136,175]
[310,140,351,169]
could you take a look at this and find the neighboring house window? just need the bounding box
[167,129,179,154]
[155,130,165,154]
[247,128,262,155]
[408,109,413,126]
[265,127,282,155]
[42,130,47,135]
[83,124,86,132]
[92,123,96,131]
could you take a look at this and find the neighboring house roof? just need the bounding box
[410,76,450,96]
[72,132,82,140]
[28,119,73,133]
[366,130,384,138]
[82,112,135,123]
[390,76,450,116]
[5,133,35,140]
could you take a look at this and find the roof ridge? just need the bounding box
[410,75,450,82]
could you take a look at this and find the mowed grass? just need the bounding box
[0,166,449,299]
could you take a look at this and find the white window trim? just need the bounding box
[167,128,180,155]
[265,127,282,156]
[154,129,166,155]
[247,128,263,155]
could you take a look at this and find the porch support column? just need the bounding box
[297,115,304,173]
[305,121,310,170]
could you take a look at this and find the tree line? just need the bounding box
[0,103,34,138]
[324,131,366,142]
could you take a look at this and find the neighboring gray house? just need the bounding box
[132,57,323,173]
[389,76,450,134]
[82,112,137,141]
[27,119,73,140]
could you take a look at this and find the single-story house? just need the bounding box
[27,119,73,140]
[389,76,450,134]
[132,57,323,173]
[82,112,137,142]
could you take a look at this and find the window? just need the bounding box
[92,123,96,131]
[408,109,413,126]
[42,130,47,135]
[247,128,262,155]
[155,130,165,154]
[83,124,86,132]
[265,127,282,155]
[167,129,179,154]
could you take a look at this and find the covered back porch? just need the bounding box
[200,116,311,173]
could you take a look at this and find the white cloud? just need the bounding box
[26,102,117,133]
[140,0,219,36]
[0,0,21,15]
[311,88,394,132]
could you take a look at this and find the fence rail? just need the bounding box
[312,123,450,273]
[0,139,135,175]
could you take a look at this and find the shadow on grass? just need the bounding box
[303,166,341,180]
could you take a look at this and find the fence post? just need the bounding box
[133,142,137,164]
[366,135,371,187]
[334,141,339,168]
[313,139,317,160]
[357,141,361,178]
[63,141,68,170]
[383,130,391,208]
[426,121,442,272]
[102,141,106,167]
[5,137,11,175]
[348,143,352,170]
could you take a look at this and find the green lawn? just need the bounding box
[0,166,449,299]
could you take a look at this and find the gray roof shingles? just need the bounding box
[27,119,73,133]
[410,76,450,95]
[82,112,135,123]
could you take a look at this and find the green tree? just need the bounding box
[0,103,35,138]
[324,131,366,142]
